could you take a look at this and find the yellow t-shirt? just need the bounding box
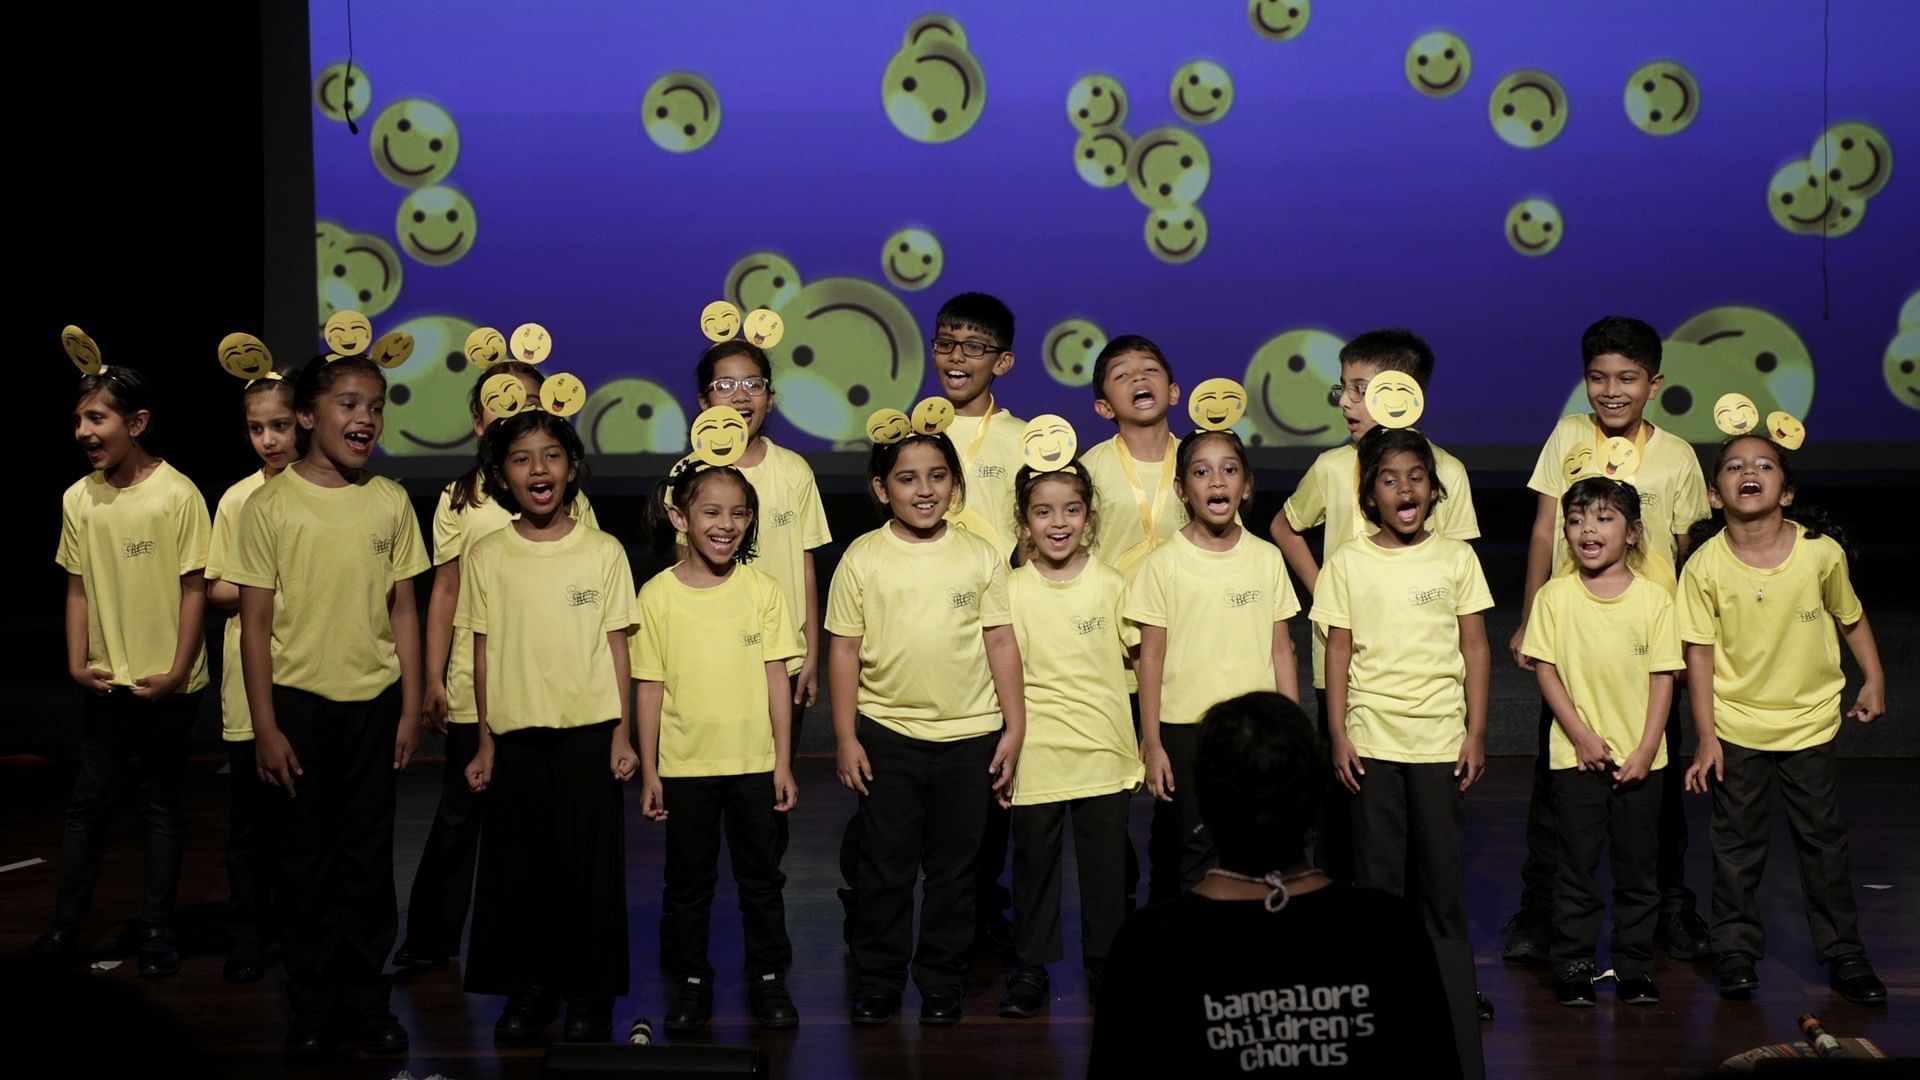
[1678,526,1863,752]
[207,470,274,739]
[1527,414,1710,593]
[945,406,1025,557]
[457,522,635,735]
[825,523,1012,742]
[1008,559,1144,805]
[1284,440,1481,688]
[1124,530,1301,728]
[55,462,211,693]
[1523,575,1682,770]
[1082,433,1188,582]
[1310,535,1495,763]
[631,565,801,776]
[741,439,831,673]
[225,466,429,702]
[433,482,597,724]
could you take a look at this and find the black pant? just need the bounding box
[1146,723,1214,903]
[1709,739,1864,969]
[1011,791,1129,970]
[52,689,198,930]
[847,717,996,997]
[1312,693,1353,881]
[1550,768,1662,977]
[659,772,791,981]
[465,722,628,998]
[272,683,401,1024]
[1519,697,1693,921]
[400,723,482,958]
[1348,759,1468,943]
[226,738,277,946]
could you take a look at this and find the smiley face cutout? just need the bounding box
[1170,61,1233,125]
[509,323,553,364]
[464,327,507,369]
[368,99,460,188]
[1127,127,1211,209]
[1561,445,1597,483]
[882,40,987,143]
[1713,392,1760,436]
[480,372,527,419]
[1075,128,1132,189]
[741,308,785,349]
[62,325,102,375]
[689,404,750,466]
[1624,61,1700,136]
[881,229,944,291]
[701,301,742,343]
[1364,371,1423,429]
[370,330,415,370]
[1189,378,1248,431]
[911,396,955,435]
[1248,0,1310,42]
[215,332,274,380]
[1489,70,1568,149]
[324,310,374,356]
[1506,199,1563,256]
[643,72,722,152]
[1600,436,1640,480]
[1405,32,1470,97]
[1067,74,1127,132]
[1765,410,1806,450]
[1021,415,1078,472]
[396,186,477,266]
[313,61,371,125]
[865,408,912,445]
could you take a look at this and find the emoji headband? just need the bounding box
[1020,415,1079,472]
[699,299,785,349]
[62,325,103,376]
[216,332,278,384]
[460,322,553,370]
[1562,436,1644,484]
[1714,392,1807,451]
[321,310,417,370]
[1187,378,1248,431]
[1362,371,1425,430]
[478,370,589,421]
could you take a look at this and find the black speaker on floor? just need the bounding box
[543,1043,768,1078]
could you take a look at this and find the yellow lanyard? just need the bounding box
[960,393,996,467]
[1113,434,1180,550]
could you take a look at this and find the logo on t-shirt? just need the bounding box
[1407,585,1450,607]
[739,630,762,647]
[1225,588,1263,608]
[370,535,393,556]
[121,538,157,558]
[770,509,796,528]
[1202,983,1380,1070]
[1072,615,1109,635]
[1631,639,1650,656]
[947,588,979,609]
[1793,606,1821,623]
[1639,489,1662,511]
[974,463,1007,480]
[566,587,601,607]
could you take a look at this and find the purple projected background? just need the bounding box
[307,0,1919,461]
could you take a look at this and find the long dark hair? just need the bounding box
[646,463,760,567]
[1355,425,1449,525]
[1686,434,1854,565]
[480,408,588,515]
[866,432,966,521]
[290,354,385,456]
[450,361,544,511]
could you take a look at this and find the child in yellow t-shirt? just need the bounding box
[828,430,1026,1026]
[37,367,211,978]
[1522,478,1682,1008]
[1311,425,1492,1021]
[635,461,801,1035]
[1000,461,1142,1019]
[1080,335,1187,580]
[1127,428,1300,902]
[397,361,598,973]
[205,373,296,983]
[458,409,637,1044]
[1679,435,1887,1005]
[226,355,428,1054]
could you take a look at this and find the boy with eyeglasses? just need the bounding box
[931,292,1026,560]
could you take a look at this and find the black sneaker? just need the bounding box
[1718,960,1759,999]
[1501,912,1550,964]
[563,996,613,1042]
[664,976,714,1034]
[1656,910,1712,962]
[997,966,1049,1019]
[354,1012,409,1056]
[1829,956,1887,1005]
[136,926,181,978]
[1617,975,1660,1005]
[224,939,265,983]
[749,974,800,1029]
[1554,961,1597,1007]
[495,983,557,1042]
[28,928,76,964]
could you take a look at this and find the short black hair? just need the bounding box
[1581,315,1662,376]
[482,408,589,515]
[1340,328,1434,389]
[1562,475,1642,523]
[935,291,1015,350]
[1196,692,1326,875]
[1356,426,1448,525]
[1091,334,1174,402]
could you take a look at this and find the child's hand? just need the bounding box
[773,766,798,812]
[795,658,819,709]
[1142,744,1175,802]
[421,682,451,734]
[1573,730,1612,772]
[836,739,873,796]
[1612,748,1653,790]
[464,746,493,793]
[256,729,303,795]
[1685,737,1723,794]
[1454,734,1486,793]
[1847,680,1885,723]
[130,671,182,701]
[1330,736,1366,795]
[610,739,637,782]
[989,731,1021,806]
[70,667,114,695]
[1508,623,1535,671]
[394,713,421,770]
[640,775,667,822]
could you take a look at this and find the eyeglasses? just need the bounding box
[931,337,1007,359]
[707,376,770,396]
[1327,381,1370,406]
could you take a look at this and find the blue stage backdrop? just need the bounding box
[307,1,1918,462]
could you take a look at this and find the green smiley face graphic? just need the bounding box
[381,315,484,457]
[1074,128,1132,189]
[1242,329,1346,447]
[726,252,803,313]
[1170,61,1233,125]
[766,277,926,441]
[881,228,944,291]
[1624,61,1700,136]
[882,40,987,143]
[1043,318,1107,387]
[1648,307,1816,443]
[395,186,477,266]
[1067,74,1127,132]
[1505,199,1563,256]
[1489,70,1568,149]
[1127,126,1211,210]
[642,72,722,152]
[1144,206,1208,264]
[368,98,460,188]
[581,377,689,453]
[318,231,404,320]
[1405,32,1470,98]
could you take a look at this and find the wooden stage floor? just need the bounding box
[2,756,1914,1078]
